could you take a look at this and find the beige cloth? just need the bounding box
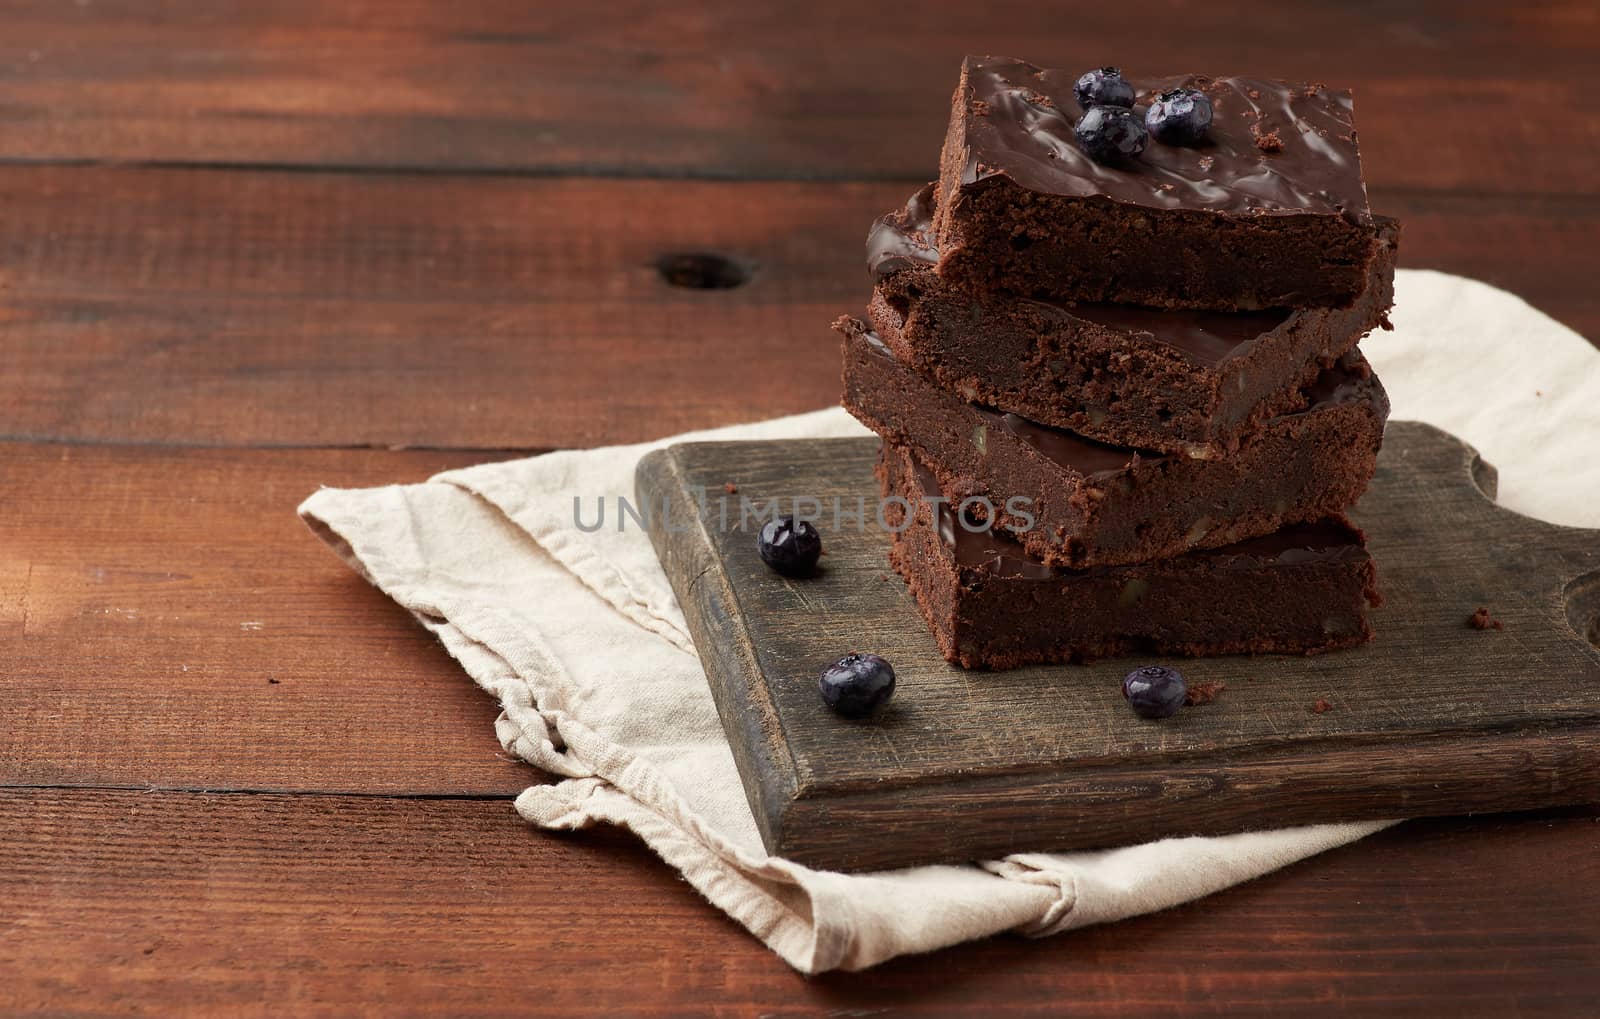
[299,270,1600,973]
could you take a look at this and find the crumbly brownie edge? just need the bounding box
[930,58,975,252]
[868,278,1238,453]
[869,216,1398,454]
[879,444,1380,670]
[933,178,1379,312]
[840,315,1390,568]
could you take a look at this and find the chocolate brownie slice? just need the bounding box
[838,317,1388,568]
[934,56,1383,310]
[880,443,1381,669]
[869,184,1397,455]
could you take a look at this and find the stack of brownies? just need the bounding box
[835,56,1398,670]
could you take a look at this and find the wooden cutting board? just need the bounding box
[636,423,1600,873]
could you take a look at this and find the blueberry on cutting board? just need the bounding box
[758,515,822,577]
[819,653,896,719]
[1123,665,1188,719]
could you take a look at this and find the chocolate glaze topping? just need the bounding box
[982,408,1147,477]
[868,183,1292,367]
[956,56,1373,224]
[907,452,1363,580]
[1303,348,1390,420]
[1064,302,1288,367]
[857,326,1384,477]
[866,183,940,276]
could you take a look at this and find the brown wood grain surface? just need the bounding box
[0,169,1594,449]
[1,789,1596,1016]
[2,0,1598,1011]
[0,0,1591,194]
[0,442,537,795]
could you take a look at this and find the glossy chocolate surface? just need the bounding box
[1065,302,1289,366]
[909,453,1363,580]
[1304,350,1389,417]
[868,184,1292,367]
[982,408,1147,476]
[954,55,1373,224]
[866,183,940,276]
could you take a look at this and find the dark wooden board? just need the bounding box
[1,789,1594,1015]
[639,423,1600,872]
[0,166,1595,449]
[0,0,1593,195]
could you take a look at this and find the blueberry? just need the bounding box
[1122,665,1187,719]
[758,516,822,577]
[1074,105,1148,165]
[1074,66,1135,109]
[819,653,896,718]
[1144,87,1214,145]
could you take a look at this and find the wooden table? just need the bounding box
[3,3,1597,1013]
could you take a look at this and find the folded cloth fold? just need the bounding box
[299,270,1600,973]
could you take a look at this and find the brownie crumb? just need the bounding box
[1253,127,1284,153]
[722,482,738,494]
[268,677,281,685]
[1312,698,1333,714]
[971,98,991,116]
[1468,607,1504,631]
[1185,680,1226,706]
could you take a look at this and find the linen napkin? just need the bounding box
[299,270,1600,973]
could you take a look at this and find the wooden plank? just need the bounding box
[0,441,536,795]
[0,167,1594,450]
[6,445,1592,1006]
[0,0,1593,195]
[0,788,1595,1012]
[638,426,1600,871]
